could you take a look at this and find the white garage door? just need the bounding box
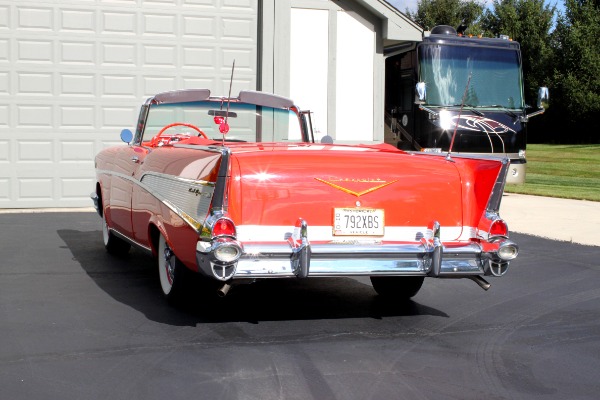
[0,0,258,209]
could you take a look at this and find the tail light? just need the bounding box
[212,217,236,237]
[489,219,509,238]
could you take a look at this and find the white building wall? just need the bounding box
[286,0,382,144]
[335,10,374,142]
[0,0,258,209]
[289,8,329,138]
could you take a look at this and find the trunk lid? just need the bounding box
[227,144,466,242]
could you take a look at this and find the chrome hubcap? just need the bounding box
[163,246,175,285]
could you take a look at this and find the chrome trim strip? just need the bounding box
[211,147,231,212]
[487,158,509,213]
[140,172,214,228]
[109,226,153,256]
[140,171,215,187]
[172,144,231,153]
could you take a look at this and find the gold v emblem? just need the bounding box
[315,178,398,197]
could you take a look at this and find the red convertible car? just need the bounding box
[92,89,518,302]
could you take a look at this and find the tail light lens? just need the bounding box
[212,218,236,237]
[489,219,509,238]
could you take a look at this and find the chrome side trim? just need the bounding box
[97,168,216,233]
[486,158,509,213]
[140,171,216,187]
[211,147,231,212]
[140,172,215,227]
[109,226,153,256]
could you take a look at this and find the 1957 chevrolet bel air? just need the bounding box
[91,89,518,302]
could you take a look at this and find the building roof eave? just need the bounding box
[357,0,423,43]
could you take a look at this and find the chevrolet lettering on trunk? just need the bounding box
[91,88,519,303]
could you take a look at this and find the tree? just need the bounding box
[406,0,485,35]
[482,0,556,106]
[550,0,600,141]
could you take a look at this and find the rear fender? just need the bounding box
[452,157,509,235]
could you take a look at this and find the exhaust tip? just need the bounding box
[469,276,491,291]
[217,282,232,297]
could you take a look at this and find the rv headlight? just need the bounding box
[439,110,454,131]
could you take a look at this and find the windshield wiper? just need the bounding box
[480,105,518,118]
[447,104,484,116]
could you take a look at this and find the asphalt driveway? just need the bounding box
[1,211,599,400]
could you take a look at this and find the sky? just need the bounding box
[385,0,565,16]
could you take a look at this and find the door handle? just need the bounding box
[131,156,139,163]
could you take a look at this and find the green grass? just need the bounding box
[505,144,600,202]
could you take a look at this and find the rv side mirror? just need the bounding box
[537,87,549,109]
[415,82,427,104]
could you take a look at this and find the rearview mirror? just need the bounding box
[208,109,238,118]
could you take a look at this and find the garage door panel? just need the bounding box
[0,178,8,202]
[60,74,96,97]
[0,139,9,162]
[59,8,96,34]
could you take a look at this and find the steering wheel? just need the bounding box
[155,122,208,142]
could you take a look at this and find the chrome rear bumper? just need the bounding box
[196,219,518,281]
[235,241,485,278]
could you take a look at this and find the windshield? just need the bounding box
[419,44,524,109]
[142,101,304,143]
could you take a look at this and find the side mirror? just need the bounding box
[120,129,133,144]
[537,87,549,109]
[415,82,427,104]
[525,87,550,119]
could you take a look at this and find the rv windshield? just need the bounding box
[419,44,524,109]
